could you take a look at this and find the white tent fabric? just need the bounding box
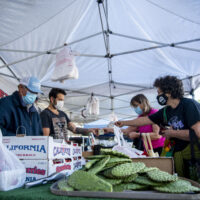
[0,0,200,124]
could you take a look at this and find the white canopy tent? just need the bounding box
[0,0,200,124]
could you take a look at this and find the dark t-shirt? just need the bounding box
[40,108,71,139]
[149,98,200,152]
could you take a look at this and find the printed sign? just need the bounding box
[21,159,74,182]
[3,136,73,159]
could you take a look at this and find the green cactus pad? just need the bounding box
[100,149,130,158]
[154,179,200,193]
[85,159,98,169]
[147,169,178,182]
[86,155,107,160]
[102,163,117,171]
[111,162,146,178]
[88,156,110,174]
[58,180,74,191]
[103,168,116,179]
[139,167,159,174]
[68,170,113,192]
[102,157,132,171]
[107,157,132,164]
[98,175,122,185]
[133,175,163,186]
[123,174,138,183]
[113,183,148,192]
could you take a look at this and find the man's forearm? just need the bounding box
[75,127,90,135]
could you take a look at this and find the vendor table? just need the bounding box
[0,183,126,200]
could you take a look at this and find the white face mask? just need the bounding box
[55,100,64,110]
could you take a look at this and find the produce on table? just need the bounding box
[58,149,200,193]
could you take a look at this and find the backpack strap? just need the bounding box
[163,106,168,124]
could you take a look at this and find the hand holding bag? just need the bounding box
[112,126,145,158]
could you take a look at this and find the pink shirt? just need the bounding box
[138,108,165,149]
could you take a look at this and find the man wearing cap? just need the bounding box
[0,76,43,136]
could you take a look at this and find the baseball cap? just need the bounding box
[20,76,43,94]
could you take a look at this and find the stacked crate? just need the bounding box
[2,136,82,182]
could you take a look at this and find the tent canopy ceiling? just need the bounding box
[0,0,200,124]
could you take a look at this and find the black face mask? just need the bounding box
[157,94,168,106]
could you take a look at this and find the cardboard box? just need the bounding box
[72,144,82,157]
[72,157,82,171]
[3,136,72,160]
[82,151,93,158]
[3,136,83,182]
[132,157,174,174]
[21,158,74,182]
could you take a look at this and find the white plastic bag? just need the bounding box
[112,126,145,158]
[107,112,118,128]
[82,95,99,118]
[51,47,79,82]
[0,130,26,191]
[86,95,99,116]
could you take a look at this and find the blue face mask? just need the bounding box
[134,106,143,115]
[22,91,37,105]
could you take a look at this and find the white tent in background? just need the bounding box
[0,0,200,124]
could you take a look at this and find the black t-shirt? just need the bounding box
[149,98,200,152]
[40,108,71,139]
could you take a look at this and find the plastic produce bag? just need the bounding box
[112,126,145,158]
[51,47,79,82]
[82,94,99,118]
[107,112,118,128]
[0,130,26,191]
[86,95,99,116]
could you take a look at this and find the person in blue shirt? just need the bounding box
[0,76,43,136]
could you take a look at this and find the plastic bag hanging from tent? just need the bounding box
[86,93,99,116]
[51,47,79,82]
[81,93,99,118]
